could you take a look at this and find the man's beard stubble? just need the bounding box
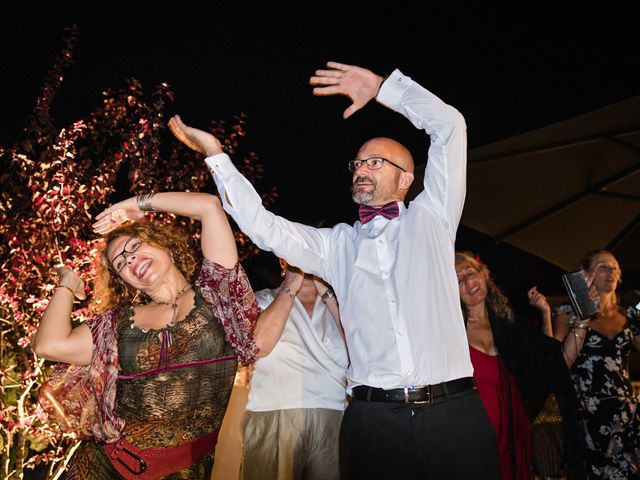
[351,175,376,205]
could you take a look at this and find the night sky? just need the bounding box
[2,10,638,314]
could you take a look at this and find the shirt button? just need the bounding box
[377,239,384,245]
[390,299,396,304]
[399,330,405,336]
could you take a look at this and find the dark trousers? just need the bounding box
[340,388,501,479]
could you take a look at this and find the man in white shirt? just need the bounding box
[241,261,348,480]
[169,61,499,478]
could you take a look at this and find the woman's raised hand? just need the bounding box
[92,197,145,235]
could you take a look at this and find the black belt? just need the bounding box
[352,377,475,404]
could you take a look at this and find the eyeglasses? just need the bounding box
[348,157,407,173]
[110,236,142,273]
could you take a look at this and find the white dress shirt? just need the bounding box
[206,69,472,393]
[246,288,349,411]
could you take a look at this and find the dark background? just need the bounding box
[2,9,638,318]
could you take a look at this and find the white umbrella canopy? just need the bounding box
[458,95,640,275]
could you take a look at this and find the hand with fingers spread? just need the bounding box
[168,115,223,157]
[92,197,145,235]
[309,61,384,119]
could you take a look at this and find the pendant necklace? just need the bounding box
[150,282,192,327]
[150,283,191,370]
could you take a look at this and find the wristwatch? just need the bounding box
[321,288,335,302]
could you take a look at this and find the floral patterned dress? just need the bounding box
[561,305,640,479]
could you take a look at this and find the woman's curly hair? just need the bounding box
[94,221,197,312]
[455,251,514,323]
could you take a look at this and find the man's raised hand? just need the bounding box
[309,61,384,119]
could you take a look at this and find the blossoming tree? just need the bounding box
[0,26,276,479]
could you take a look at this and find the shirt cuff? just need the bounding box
[377,69,412,111]
[204,152,236,179]
[204,152,239,213]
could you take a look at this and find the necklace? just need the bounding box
[149,283,192,326]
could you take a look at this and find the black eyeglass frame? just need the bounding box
[109,236,142,273]
[348,156,407,173]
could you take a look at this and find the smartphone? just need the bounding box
[562,271,599,320]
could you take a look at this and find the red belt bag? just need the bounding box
[102,429,219,479]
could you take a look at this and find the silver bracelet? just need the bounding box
[321,288,335,302]
[573,317,591,329]
[136,193,156,212]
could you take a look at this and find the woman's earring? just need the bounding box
[281,270,286,277]
[131,290,141,304]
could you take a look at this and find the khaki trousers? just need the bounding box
[241,408,343,480]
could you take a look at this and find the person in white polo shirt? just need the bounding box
[241,259,347,480]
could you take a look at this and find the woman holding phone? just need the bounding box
[554,250,640,479]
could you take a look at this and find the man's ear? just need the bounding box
[399,171,414,190]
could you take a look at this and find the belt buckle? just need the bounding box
[404,386,431,404]
[111,441,147,474]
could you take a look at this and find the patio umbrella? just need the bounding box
[455,95,640,276]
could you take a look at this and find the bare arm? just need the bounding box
[93,192,237,268]
[555,311,589,368]
[253,270,304,358]
[33,267,93,365]
[313,277,344,341]
[528,286,553,337]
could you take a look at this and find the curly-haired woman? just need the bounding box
[35,192,278,479]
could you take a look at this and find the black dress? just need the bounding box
[561,304,640,479]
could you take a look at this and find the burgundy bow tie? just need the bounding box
[358,202,400,224]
